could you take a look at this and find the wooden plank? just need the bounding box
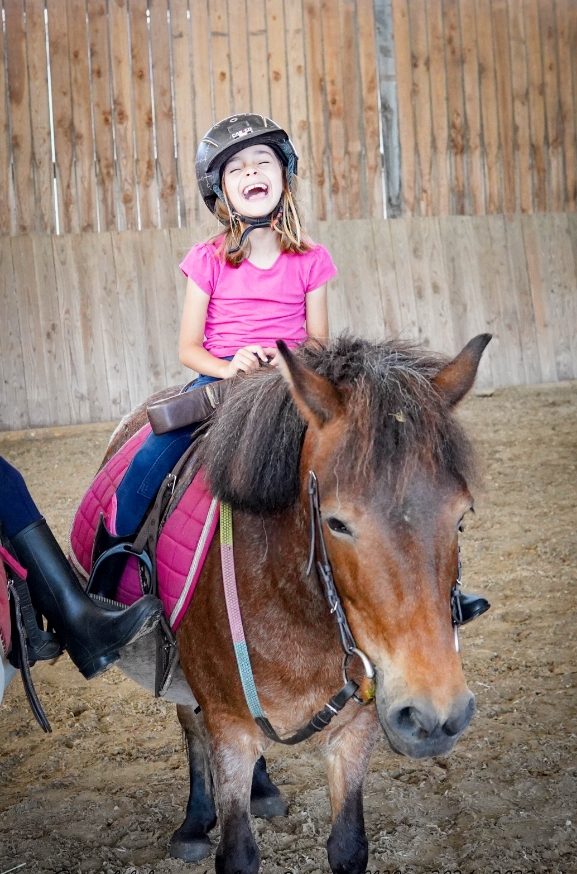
[467,215,505,384]
[11,236,50,426]
[503,214,542,383]
[388,218,419,339]
[52,234,91,424]
[520,214,557,381]
[142,229,186,385]
[80,232,130,417]
[87,0,117,230]
[47,2,78,233]
[492,0,515,213]
[109,0,137,230]
[210,0,233,120]
[149,0,178,228]
[486,215,526,384]
[171,0,197,228]
[371,219,403,335]
[427,0,450,216]
[129,0,159,230]
[246,0,270,117]
[409,0,433,216]
[390,0,415,214]
[321,0,348,219]
[227,0,251,113]
[327,219,385,338]
[556,0,577,211]
[373,0,402,217]
[458,0,484,215]
[266,0,290,129]
[283,0,313,217]
[67,0,97,232]
[134,229,168,393]
[539,1,563,211]
[444,0,466,215]
[406,217,455,352]
[25,0,54,233]
[508,0,533,214]
[0,239,27,430]
[110,231,150,407]
[303,0,330,219]
[30,236,73,425]
[524,0,547,212]
[4,0,35,233]
[190,0,214,221]
[339,0,362,219]
[476,0,502,214]
[438,216,493,386]
[356,0,384,219]
[0,3,12,235]
[534,214,576,378]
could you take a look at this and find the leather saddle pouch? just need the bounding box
[147,380,228,435]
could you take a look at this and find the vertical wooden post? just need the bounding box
[373,0,402,217]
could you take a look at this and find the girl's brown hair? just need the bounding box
[210,166,312,267]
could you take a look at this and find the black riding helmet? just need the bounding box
[196,113,298,219]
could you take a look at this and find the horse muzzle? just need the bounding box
[376,684,476,759]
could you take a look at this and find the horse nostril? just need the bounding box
[394,704,439,739]
[443,694,475,736]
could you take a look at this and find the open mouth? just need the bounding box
[243,182,269,201]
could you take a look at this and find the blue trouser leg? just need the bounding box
[0,456,43,538]
[114,371,225,537]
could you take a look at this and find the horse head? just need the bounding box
[277,335,491,759]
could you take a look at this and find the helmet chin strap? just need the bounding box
[212,181,284,254]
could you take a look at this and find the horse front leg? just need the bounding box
[210,724,263,874]
[324,706,380,874]
[170,704,217,862]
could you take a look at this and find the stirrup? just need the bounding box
[452,589,490,626]
[87,542,153,596]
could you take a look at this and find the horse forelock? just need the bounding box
[197,336,478,514]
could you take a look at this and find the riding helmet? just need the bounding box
[196,114,299,218]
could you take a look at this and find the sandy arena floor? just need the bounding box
[0,382,576,874]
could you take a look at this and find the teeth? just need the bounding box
[244,183,267,195]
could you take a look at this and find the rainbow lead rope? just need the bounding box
[220,502,265,719]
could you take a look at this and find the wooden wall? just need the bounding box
[2,213,577,431]
[384,0,577,217]
[0,0,383,235]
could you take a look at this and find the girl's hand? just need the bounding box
[263,347,280,367]
[223,345,270,377]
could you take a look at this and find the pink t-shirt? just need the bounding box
[179,241,337,357]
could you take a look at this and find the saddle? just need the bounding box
[70,424,220,697]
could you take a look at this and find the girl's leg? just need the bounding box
[0,456,42,537]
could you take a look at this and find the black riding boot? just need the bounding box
[11,518,163,680]
[453,590,490,625]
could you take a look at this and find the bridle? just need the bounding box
[222,471,467,745]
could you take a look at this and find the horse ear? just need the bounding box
[276,340,343,428]
[431,334,492,407]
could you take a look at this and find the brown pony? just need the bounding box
[106,334,490,874]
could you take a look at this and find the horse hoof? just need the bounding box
[250,794,289,819]
[169,834,212,862]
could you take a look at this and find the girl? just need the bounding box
[91,114,337,591]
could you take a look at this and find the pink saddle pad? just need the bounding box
[0,555,10,656]
[69,425,220,630]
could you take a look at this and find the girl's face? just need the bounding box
[222,144,284,218]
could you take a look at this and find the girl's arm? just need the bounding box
[305,283,329,342]
[179,278,268,378]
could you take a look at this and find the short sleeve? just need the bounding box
[306,244,338,292]
[179,242,219,296]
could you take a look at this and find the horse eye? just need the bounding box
[326,517,353,537]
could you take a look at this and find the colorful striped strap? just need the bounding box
[220,501,265,719]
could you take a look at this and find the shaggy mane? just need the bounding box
[198,336,477,514]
